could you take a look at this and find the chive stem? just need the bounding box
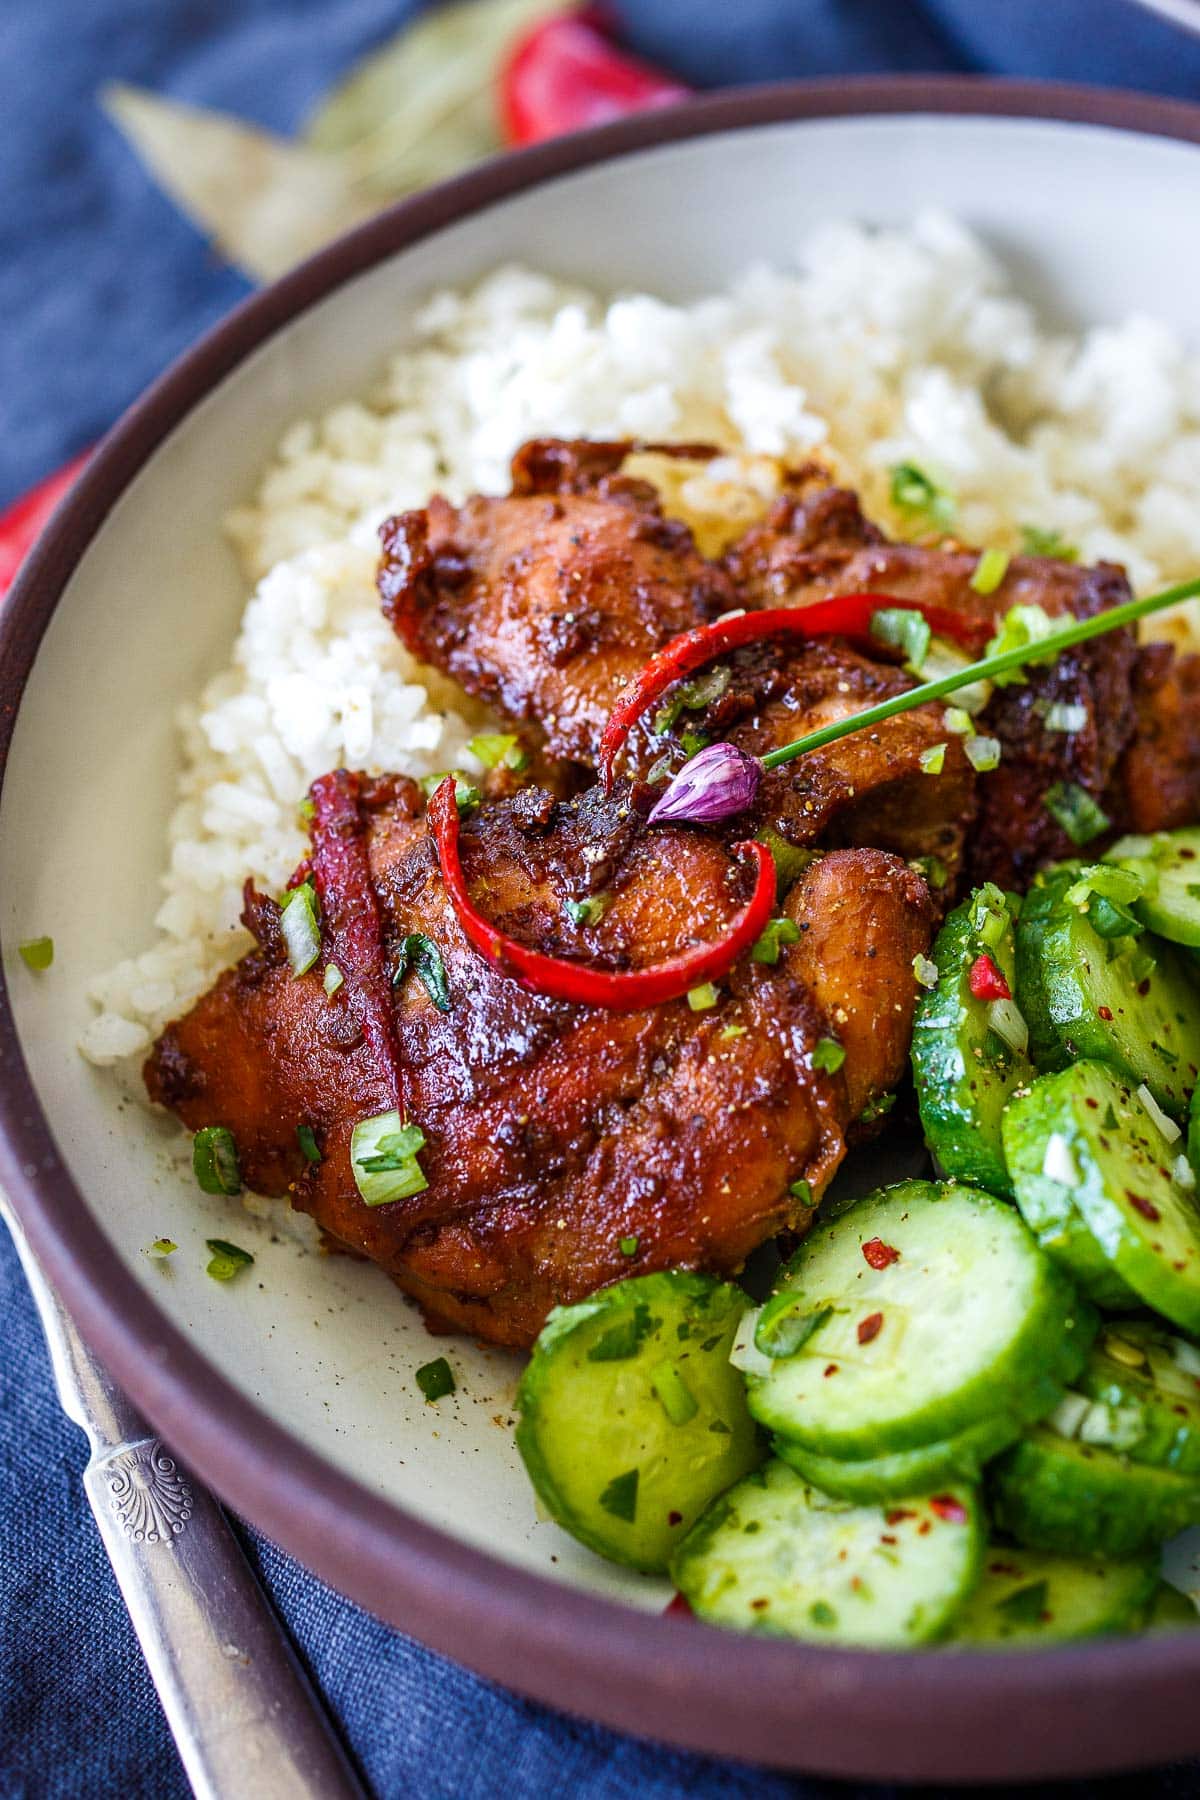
[759,577,1200,773]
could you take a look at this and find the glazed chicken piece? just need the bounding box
[1116,643,1200,835]
[146,775,933,1347]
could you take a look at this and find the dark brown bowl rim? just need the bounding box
[5,77,1200,1784]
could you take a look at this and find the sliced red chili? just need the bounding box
[929,1493,969,1524]
[598,594,992,788]
[0,450,89,598]
[429,776,775,1011]
[500,11,689,148]
[309,771,405,1112]
[968,952,1013,1002]
[862,1237,900,1270]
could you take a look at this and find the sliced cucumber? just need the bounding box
[742,1180,1095,1459]
[515,1272,761,1573]
[1146,1582,1200,1630]
[1015,865,1200,1116]
[1060,1321,1200,1475]
[1107,828,1200,949]
[1003,1062,1200,1334]
[1190,1083,1200,1179]
[947,1544,1159,1646]
[990,1426,1200,1556]
[911,885,1032,1196]
[773,1413,1021,1503]
[670,1459,982,1647]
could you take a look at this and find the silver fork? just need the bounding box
[2,1194,367,1800]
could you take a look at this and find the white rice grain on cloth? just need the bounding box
[80,210,1200,1065]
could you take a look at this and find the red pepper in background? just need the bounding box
[598,595,993,790]
[501,7,690,147]
[0,452,90,600]
[967,953,1012,1002]
[429,775,775,1011]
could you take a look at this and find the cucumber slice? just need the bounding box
[947,1544,1159,1646]
[772,1413,1021,1502]
[1189,1083,1200,1179]
[1107,828,1200,949]
[742,1180,1096,1459]
[911,885,1032,1196]
[990,1426,1200,1556]
[1147,1582,1200,1630]
[515,1272,761,1573]
[670,1460,982,1647]
[1003,1062,1200,1334]
[1015,865,1200,1116]
[1060,1321,1200,1475]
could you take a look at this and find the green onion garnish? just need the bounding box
[1044,781,1110,846]
[566,895,609,928]
[812,1037,846,1073]
[755,1297,833,1360]
[889,462,956,530]
[911,854,949,890]
[415,1356,456,1402]
[392,932,451,1012]
[984,602,1057,687]
[943,706,973,735]
[323,963,344,997]
[970,547,1010,596]
[205,1238,254,1282]
[750,917,801,965]
[598,1467,639,1522]
[350,1109,428,1206]
[18,936,54,972]
[964,734,1001,772]
[789,1178,815,1207]
[654,664,731,735]
[758,575,1200,777]
[651,1360,699,1426]
[1044,700,1088,734]
[468,732,528,772]
[687,983,719,1011]
[860,1092,898,1124]
[918,743,946,775]
[871,606,931,673]
[912,953,939,990]
[193,1126,242,1196]
[1020,525,1078,562]
[297,1123,322,1164]
[619,1235,639,1257]
[420,772,480,811]
[279,880,321,976]
[147,1238,177,1257]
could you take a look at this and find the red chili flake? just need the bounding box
[1137,979,1152,997]
[1098,1005,1114,1021]
[929,1494,969,1524]
[850,1577,864,1592]
[857,1311,884,1345]
[663,1593,693,1619]
[750,1598,769,1611]
[968,953,1012,1002]
[862,1238,900,1270]
[918,1520,932,1535]
[880,1534,898,1546]
[1129,1193,1161,1222]
[667,1511,683,1526]
[988,1561,1021,1576]
[823,1363,839,1378]
[885,1508,916,1525]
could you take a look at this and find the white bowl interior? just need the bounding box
[6,110,1200,1608]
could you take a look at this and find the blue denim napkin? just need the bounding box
[5,3,1200,1794]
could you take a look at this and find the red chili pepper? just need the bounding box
[429,776,775,1010]
[929,1494,969,1524]
[857,1311,884,1345]
[861,1237,900,1271]
[0,451,90,599]
[598,595,993,789]
[967,953,1013,1002]
[500,8,689,148]
[309,771,406,1111]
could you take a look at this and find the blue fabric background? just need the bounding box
[5,3,1200,1794]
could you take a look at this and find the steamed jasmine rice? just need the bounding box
[79,209,1200,1066]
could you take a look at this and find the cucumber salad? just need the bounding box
[515,826,1200,1649]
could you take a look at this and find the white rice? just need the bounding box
[80,209,1200,1064]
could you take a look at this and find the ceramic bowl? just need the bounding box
[5,79,1200,1781]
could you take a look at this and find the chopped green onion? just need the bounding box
[988,997,1029,1055]
[985,602,1058,687]
[871,607,931,673]
[789,1178,815,1207]
[619,1235,639,1257]
[205,1238,254,1282]
[279,880,321,976]
[392,932,451,1012]
[296,796,316,825]
[651,1360,699,1427]
[147,1238,177,1257]
[970,547,1011,596]
[1020,525,1078,562]
[598,1467,639,1522]
[350,1110,428,1206]
[566,895,609,928]
[1044,700,1089,734]
[755,829,817,895]
[1067,863,1145,912]
[943,706,973,736]
[420,771,480,811]
[296,1123,322,1165]
[918,743,946,776]
[812,1037,846,1074]
[969,882,1011,947]
[911,854,949,890]
[687,983,719,1012]
[679,729,709,759]
[860,1091,897,1124]
[964,734,1002,772]
[193,1126,242,1196]
[415,1356,456,1402]
[468,732,528,772]
[750,917,801,965]
[912,953,940,990]
[587,1303,655,1363]
[889,461,956,530]
[1138,1083,1181,1147]
[1044,782,1110,846]
[719,1023,747,1041]
[323,963,344,997]
[755,1297,833,1360]
[1130,948,1158,984]
[18,936,53,972]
